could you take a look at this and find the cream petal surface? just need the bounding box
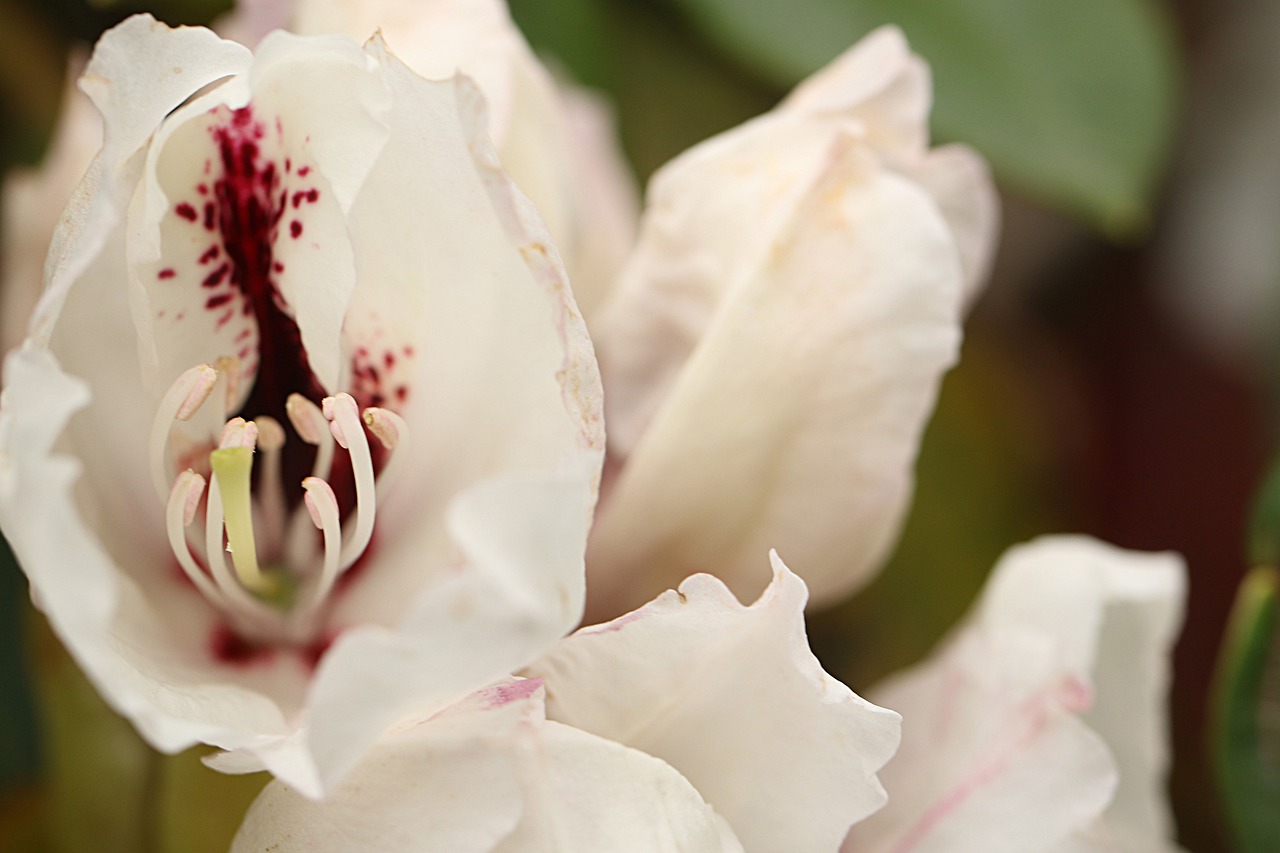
[327,46,603,631]
[589,135,963,612]
[232,682,743,853]
[781,26,930,156]
[528,554,899,853]
[906,144,1000,306]
[32,16,250,343]
[848,536,1185,853]
[291,0,578,262]
[978,536,1186,851]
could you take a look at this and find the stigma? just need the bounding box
[151,361,408,645]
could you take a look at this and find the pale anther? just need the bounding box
[364,407,410,495]
[219,416,259,451]
[323,393,376,571]
[149,364,218,503]
[286,393,334,479]
[255,416,285,451]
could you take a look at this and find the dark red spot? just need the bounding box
[395,386,408,402]
[297,165,310,177]
[197,183,208,195]
[175,202,198,222]
[235,328,252,342]
[285,158,292,173]
[203,202,216,231]
[384,351,395,368]
[205,292,232,309]
[272,261,285,273]
[290,220,303,239]
[157,268,175,280]
[202,263,230,288]
[198,245,220,265]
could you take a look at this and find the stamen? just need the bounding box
[323,393,376,571]
[363,407,410,495]
[254,416,286,558]
[165,470,225,605]
[291,477,343,625]
[219,416,259,450]
[149,364,218,502]
[286,393,335,479]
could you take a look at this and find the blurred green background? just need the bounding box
[0,0,1273,850]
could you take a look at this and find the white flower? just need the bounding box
[584,26,999,617]
[232,557,901,852]
[846,536,1186,852]
[0,14,602,798]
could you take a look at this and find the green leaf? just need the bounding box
[1248,450,1280,568]
[664,0,1181,235]
[1212,566,1280,853]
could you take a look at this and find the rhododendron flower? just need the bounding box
[585,26,999,617]
[232,557,901,852]
[4,8,996,625]
[846,536,1186,852]
[0,15,602,798]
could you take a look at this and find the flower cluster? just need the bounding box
[0,2,1186,850]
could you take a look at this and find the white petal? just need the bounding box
[270,473,595,796]
[848,630,1118,853]
[129,30,387,400]
[905,144,1000,307]
[32,16,251,344]
[497,721,744,853]
[290,0,581,270]
[231,683,536,853]
[781,25,931,156]
[527,554,899,853]
[232,683,744,853]
[330,42,601,551]
[589,135,963,612]
[977,536,1186,850]
[79,15,252,182]
[0,348,309,755]
[849,536,1186,852]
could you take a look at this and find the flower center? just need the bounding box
[150,363,409,645]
